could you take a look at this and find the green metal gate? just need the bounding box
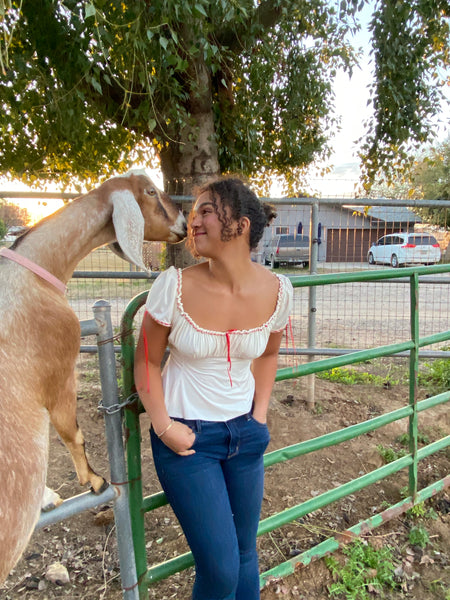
[120,264,450,599]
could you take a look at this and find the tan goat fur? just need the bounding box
[0,172,186,583]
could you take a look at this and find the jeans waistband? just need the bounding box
[171,412,252,433]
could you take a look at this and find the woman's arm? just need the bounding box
[134,311,195,455]
[251,330,284,423]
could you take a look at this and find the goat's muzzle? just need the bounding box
[168,211,188,242]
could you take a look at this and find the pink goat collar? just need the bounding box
[0,247,67,294]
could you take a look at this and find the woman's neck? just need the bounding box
[206,252,256,292]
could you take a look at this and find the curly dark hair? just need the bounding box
[187,177,276,257]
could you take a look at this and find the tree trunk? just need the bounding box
[160,58,220,268]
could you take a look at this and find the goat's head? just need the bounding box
[106,171,187,270]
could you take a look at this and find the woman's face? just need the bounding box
[189,191,242,258]
[189,192,224,257]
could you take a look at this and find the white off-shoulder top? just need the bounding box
[144,266,293,421]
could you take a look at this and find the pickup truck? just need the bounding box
[262,234,310,268]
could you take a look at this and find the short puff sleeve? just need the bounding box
[144,266,178,327]
[271,275,294,332]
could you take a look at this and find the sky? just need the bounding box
[307,1,450,198]
[2,1,449,220]
[303,1,375,198]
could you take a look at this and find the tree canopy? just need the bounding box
[0,198,30,227]
[412,139,450,226]
[0,0,448,194]
[361,0,450,188]
[370,138,450,226]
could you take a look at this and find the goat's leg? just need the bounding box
[42,486,63,512]
[47,373,108,494]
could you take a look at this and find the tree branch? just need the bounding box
[216,0,285,51]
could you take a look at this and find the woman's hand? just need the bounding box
[159,421,196,456]
[251,408,267,424]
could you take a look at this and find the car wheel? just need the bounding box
[302,261,309,268]
[390,254,399,268]
[368,252,375,265]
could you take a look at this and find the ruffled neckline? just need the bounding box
[174,267,285,336]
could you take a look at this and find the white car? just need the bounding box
[367,233,441,268]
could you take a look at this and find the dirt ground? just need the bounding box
[1,357,449,600]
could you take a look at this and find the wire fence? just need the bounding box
[64,197,450,361]
[2,193,449,357]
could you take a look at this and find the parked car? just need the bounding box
[262,234,310,268]
[367,232,441,268]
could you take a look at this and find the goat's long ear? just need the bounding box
[111,190,148,271]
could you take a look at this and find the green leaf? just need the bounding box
[85,3,96,19]
[90,76,102,95]
[194,3,208,18]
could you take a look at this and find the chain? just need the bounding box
[98,392,139,415]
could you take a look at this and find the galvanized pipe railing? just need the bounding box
[36,301,139,600]
[120,265,450,599]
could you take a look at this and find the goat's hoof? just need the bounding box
[42,487,64,512]
[91,478,109,495]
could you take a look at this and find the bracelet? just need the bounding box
[157,419,175,438]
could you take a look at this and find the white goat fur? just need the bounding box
[0,172,186,583]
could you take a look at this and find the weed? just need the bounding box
[400,486,409,499]
[396,431,430,446]
[314,402,324,415]
[318,367,397,386]
[427,507,439,521]
[408,525,430,548]
[82,370,98,383]
[406,502,427,519]
[325,539,397,599]
[418,358,450,394]
[376,444,407,464]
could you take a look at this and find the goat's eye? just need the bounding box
[146,188,156,196]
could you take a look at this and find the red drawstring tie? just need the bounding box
[285,316,298,367]
[143,321,150,393]
[226,330,236,387]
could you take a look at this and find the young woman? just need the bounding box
[134,178,293,600]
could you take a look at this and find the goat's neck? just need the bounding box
[16,193,115,283]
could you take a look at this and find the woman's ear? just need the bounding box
[239,216,251,234]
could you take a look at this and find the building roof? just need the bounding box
[347,205,421,224]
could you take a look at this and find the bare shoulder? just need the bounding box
[180,263,213,296]
[250,263,280,292]
[181,262,209,283]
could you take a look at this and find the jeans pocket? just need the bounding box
[246,414,271,453]
[248,414,268,428]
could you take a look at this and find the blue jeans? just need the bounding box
[150,413,270,600]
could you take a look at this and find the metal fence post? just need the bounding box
[92,300,139,600]
[306,202,319,406]
[120,292,150,600]
[408,273,420,499]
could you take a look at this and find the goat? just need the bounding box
[0,171,187,583]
